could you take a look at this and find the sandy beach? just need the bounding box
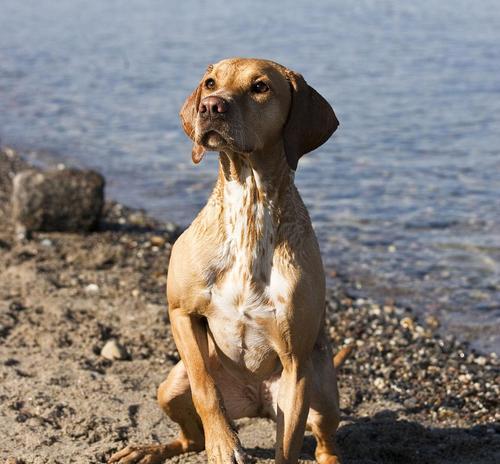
[0,148,499,464]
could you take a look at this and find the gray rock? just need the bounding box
[11,168,104,236]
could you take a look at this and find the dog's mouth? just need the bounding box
[199,130,228,150]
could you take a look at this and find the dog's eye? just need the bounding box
[251,81,269,93]
[205,78,216,90]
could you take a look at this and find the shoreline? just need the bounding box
[4,140,499,357]
[0,147,499,463]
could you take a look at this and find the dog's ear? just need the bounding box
[283,70,339,170]
[179,76,205,164]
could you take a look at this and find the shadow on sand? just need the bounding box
[245,410,500,464]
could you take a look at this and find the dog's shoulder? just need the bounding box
[167,207,224,312]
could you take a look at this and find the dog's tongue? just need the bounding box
[191,143,206,164]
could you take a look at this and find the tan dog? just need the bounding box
[110,58,343,464]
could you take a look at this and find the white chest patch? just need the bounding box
[204,169,290,377]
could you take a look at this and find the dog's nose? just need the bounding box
[199,96,228,116]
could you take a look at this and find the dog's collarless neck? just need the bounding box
[217,148,293,204]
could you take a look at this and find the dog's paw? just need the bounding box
[108,444,166,464]
[206,433,247,464]
[208,448,247,464]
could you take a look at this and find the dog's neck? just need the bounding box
[216,146,293,220]
[208,146,294,279]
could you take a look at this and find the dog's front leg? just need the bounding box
[275,355,313,463]
[170,310,246,464]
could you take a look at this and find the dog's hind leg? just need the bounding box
[109,359,261,463]
[108,361,204,464]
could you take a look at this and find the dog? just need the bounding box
[109,58,345,464]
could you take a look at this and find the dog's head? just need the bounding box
[180,58,339,170]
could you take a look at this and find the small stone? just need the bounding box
[4,147,16,158]
[84,283,99,295]
[150,235,166,247]
[437,407,454,419]
[382,307,393,317]
[425,315,440,330]
[475,356,487,366]
[101,340,128,361]
[374,378,386,390]
[129,212,146,226]
[40,238,53,247]
[165,222,179,234]
[403,398,418,409]
[400,317,415,331]
[458,374,471,384]
[131,289,140,298]
[370,305,381,316]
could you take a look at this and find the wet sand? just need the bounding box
[0,148,499,463]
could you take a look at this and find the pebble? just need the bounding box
[425,315,440,329]
[383,305,394,314]
[150,235,166,247]
[400,317,415,330]
[373,378,386,390]
[84,283,99,295]
[475,356,487,366]
[458,374,471,384]
[370,305,381,316]
[438,407,454,419]
[4,147,16,158]
[165,222,178,234]
[100,340,128,361]
[129,212,146,226]
[403,398,418,409]
[40,238,53,247]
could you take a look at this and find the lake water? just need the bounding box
[1,0,499,353]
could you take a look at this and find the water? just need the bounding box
[1,0,499,353]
